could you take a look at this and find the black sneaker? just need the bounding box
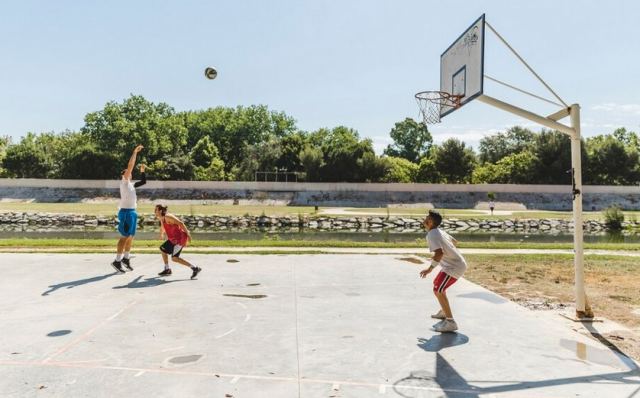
[122,257,133,271]
[158,268,172,277]
[111,261,126,274]
[190,266,202,280]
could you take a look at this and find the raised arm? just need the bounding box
[134,164,146,188]
[123,145,144,180]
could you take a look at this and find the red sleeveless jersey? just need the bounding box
[162,219,188,246]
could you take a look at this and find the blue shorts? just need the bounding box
[117,208,138,237]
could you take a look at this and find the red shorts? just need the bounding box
[433,271,458,293]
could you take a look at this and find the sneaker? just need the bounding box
[158,268,172,277]
[122,257,133,271]
[432,319,446,328]
[190,266,202,280]
[430,309,446,319]
[434,319,458,333]
[111,261,126,274]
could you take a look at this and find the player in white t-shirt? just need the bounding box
[111,145,145,274]
[419,210,467,333]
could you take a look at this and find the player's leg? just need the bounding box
[169,246,201,279]
[158,241,173,276]
[432,272,459,332]
[121,212,138,271]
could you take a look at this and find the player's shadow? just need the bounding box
[417,333,469,352]
[113,275,190,289]
[42,272,119,296]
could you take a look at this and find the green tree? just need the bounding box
[234,136,283,181]
[531,129,578,184]
[58,144,121,179]
[432,139,476,183]
[82,95,188,167]
[299,145,324,182]
[0,136,10,177]
[2,133,55,178]
[415,156,439,183]
[316,126,377,182]
[586,134,640,185]
[189,136,225,181]
[478,126,535,164]
[384,118,432,163]
[183,105,298,174]
[472,151,539,183]
[381,156,419,183]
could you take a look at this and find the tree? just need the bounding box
[384,118,432,163]
[586,134,640,185]
[190,136,225,181]
[432,139,477,183]
[478,126,535,164]
[58,144,121,179]
[299,145,324,182]
[233,136,283,181]
[183,105,298,174]
[531,129,576,184]
[415,156,439,183]
[472,151,539,183]
[381,156,419,183]
[82,95,188,167]
[316,126,378,182]
[2,133,55,178]
[0,136,10,177]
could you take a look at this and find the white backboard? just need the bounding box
[440,14,485,118]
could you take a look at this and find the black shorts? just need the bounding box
[160,240,184,257]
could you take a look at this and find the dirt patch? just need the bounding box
[226,259,239,263]
[396,257,424,265]
[464,254,640,362]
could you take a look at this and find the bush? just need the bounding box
[603,205,625,231]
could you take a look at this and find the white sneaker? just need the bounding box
[434,319,458,333]
[430,309,446,319]
[432,319,446,328]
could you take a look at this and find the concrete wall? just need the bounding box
[0,179,639,210]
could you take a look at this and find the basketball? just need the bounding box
[204,67,218,80]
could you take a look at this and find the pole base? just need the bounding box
[560,313,601,323]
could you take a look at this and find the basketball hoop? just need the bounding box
[415,91,462,125]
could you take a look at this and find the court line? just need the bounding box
[0,359,484,395]
[42,300,138,363]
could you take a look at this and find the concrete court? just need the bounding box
[0,254,638,398]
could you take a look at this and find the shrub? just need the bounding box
[603,205,625,231]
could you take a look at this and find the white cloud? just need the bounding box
[591,103,640,115]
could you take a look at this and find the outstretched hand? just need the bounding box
[419,268,433,278]
[133,145,144,154]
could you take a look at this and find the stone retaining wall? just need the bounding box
[1,180,639,210]
[2,212,637,233]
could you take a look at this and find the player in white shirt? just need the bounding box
[419,210,468,332]
[111,145,145,274]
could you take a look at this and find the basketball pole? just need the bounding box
[476,95,591,319]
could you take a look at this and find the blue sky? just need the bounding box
[1,0,638,153]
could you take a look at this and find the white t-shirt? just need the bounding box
[427,228,467,279]
[119,179,137,209]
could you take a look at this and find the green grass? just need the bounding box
[1,238,638,251]
[0,203,316,216]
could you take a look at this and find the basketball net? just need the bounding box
[415,91,462,125]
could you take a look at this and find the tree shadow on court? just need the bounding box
[42,272,119,296]
[112,275,190,289]
[417,333,469,352]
